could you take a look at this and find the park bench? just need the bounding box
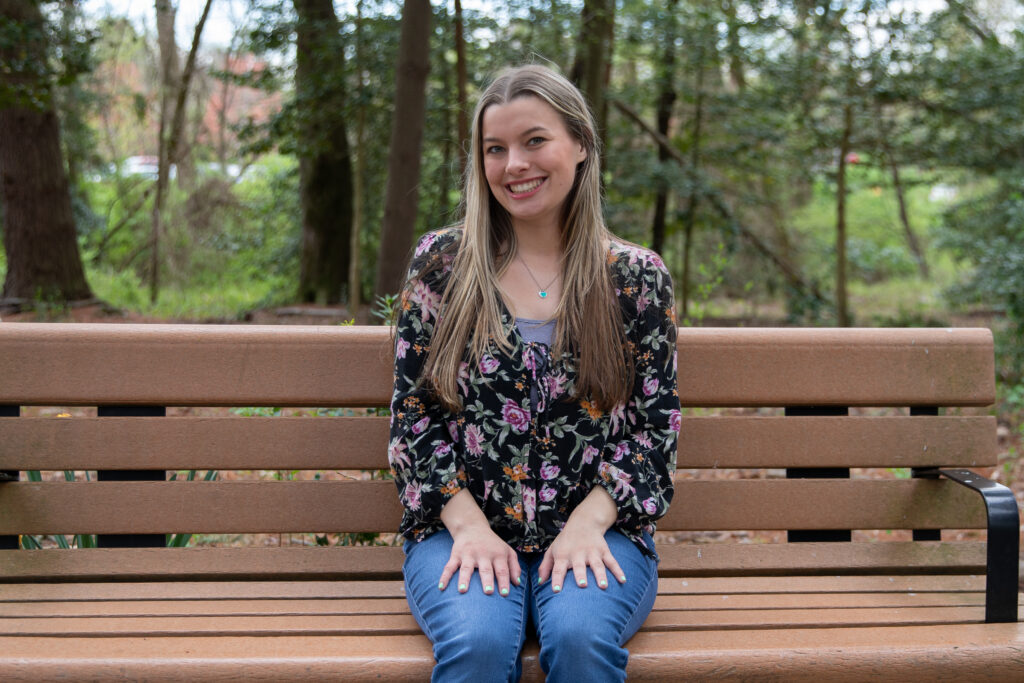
[0,323,1020,680]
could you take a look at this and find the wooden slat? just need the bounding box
[0,479,986,535]
[3,624,1024,682]
[0,324,394,407]
[1,592,985,619]
[0,574,986,602]
[0,325,994,407]
[679,416,997,468]
[5,603,1013,638]
[0,417,391,471]
[676,327,995,407]
[0,415,996,471]
[0,542,987,583]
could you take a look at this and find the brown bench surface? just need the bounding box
[0,324,1020,681]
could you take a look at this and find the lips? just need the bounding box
[507,177,545,196]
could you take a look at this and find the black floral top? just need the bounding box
[388,228,680,558]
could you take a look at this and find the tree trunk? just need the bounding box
[295,0,354,305]
[888,154,928,279]
[454,0,469,177]
[349,0,367,317]
[149,0,212,303]
[835,102,853,327]
[0,0,91,305]
[650,0,678,257]
[154,0,195,187]
[374,0,431,298]
[570,0,614,146]
[680,45,707,321]
[723,0,746,91]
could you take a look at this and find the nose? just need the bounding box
[506,146,529,175]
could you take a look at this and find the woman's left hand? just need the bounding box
[538,486,625,592]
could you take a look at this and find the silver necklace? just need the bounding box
[517,253,559,299]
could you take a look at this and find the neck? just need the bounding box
[511,221,561,261]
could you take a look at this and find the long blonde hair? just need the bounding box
[411,65,632,412]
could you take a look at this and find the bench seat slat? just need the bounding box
[3,624,1023,681]
[0,479,986,534]
[1,591,986,619]
[0,543,987,582]
[0,325,994,407]
[7,603,1018,638]
[0,574,987,601]
[0,415,996,471]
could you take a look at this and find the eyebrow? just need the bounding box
[482,126,550,143]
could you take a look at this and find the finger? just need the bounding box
[571,554,589,588]
[589,550,610,589]
[604,548,627,584]
[478,560,496,595]
[538,551,552,585]
[550,558,568,593]
[457,558,476,594]
[438,556,460,591]
[493,556,511,597]
[507,547,522,588]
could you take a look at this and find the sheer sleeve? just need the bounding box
[388,232,465,532]
[595,256,680,539]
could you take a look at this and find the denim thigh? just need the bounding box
[528,530,658,683]
[403,530,531,683]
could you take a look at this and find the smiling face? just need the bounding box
[480,95,588,233]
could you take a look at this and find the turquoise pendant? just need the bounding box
[539,291,548,298]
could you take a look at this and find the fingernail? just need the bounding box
[552,584,561,593]
[438,581,445,590]
[537,576,543,585]
[500,587,509,596]
[578,579,587,587]
[514,576,521,586]
[458,583,467,592]
[484,585,493,594]
[598,579,607,588]
[619,575,627,583]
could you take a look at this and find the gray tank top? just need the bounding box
[515,317,555,347]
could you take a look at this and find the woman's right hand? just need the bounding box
[439,489,521,596]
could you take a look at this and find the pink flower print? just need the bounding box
[414,233,437,257]
[643,377,659,397]
[539,485,557,502]
[502,399,530,433]
[411,280,441,322]
[483,479,494,500]
[544,372,567,399]
[465,424,484,456]
[447,420,459,442]
[540,462,560,480]
[669,409,682,433]
[457,361,469,395]
[387,438,410,471]
[412,416,430,435]
[522,347,536,371]
[582,445,599,464]
[636,282,652,312]
[403,481,423,510]
[650,253,666,271]
[635,431,652,449]
[642,497,659,515]
[599,462,634,501]
[613,442,630,462]
[395,337,410,359]
[523,487,536,522]
[433,442,452,458]
[478,355,500,374]
[609,403,626,434]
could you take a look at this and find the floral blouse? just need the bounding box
[388,228,680,558]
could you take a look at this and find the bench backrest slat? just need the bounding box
[0,415,996,470]
[0,479,986,535]
[0,325,994,407]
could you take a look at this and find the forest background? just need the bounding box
[2,0,1024,522]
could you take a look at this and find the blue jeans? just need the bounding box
[402,529,658,682]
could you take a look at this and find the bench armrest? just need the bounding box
[919,468,1020,623]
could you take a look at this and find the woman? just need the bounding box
[389,64,679,682]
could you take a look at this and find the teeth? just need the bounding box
[509,179,543,193]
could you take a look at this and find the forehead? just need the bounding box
[481,95,569,139]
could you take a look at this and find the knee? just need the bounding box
[433,621,520,680]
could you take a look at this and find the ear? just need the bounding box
[576,143,587,164]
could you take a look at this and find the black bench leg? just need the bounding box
[0,405,19,549]
[785,406,851,543]
[911,407,942,541]
[97,406,167,548]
